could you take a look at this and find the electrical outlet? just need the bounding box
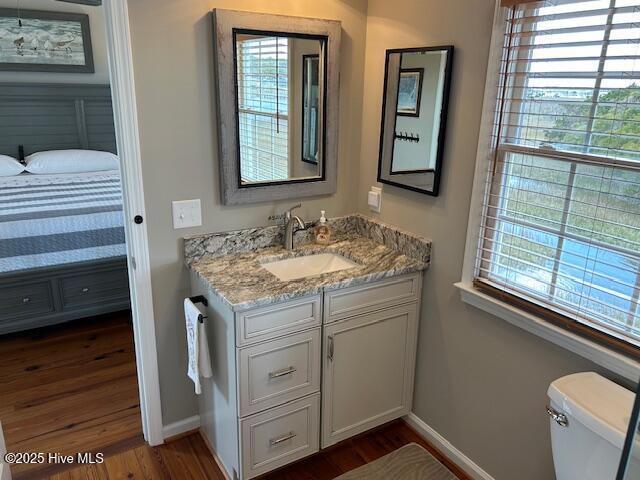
[172,199,202,229]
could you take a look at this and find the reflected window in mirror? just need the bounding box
[236,35,290,182]
[377,46,453,196]
[233,30,326,187]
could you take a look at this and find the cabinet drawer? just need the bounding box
[324,273,421,323]
[238,329,320,417]
[236,295,321,346]
[60,269,129,309]
[239,393,319,479]
[0,282,54,321]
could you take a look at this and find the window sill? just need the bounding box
[454,281,640,383]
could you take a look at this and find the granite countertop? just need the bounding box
[190,237,427,311]
[185,214,431,311]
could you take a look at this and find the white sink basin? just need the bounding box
[261,253,359,281]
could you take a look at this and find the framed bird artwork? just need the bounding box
[0,7,94,73]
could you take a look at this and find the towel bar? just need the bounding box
[189,295,209,323]
[189,295,208,307]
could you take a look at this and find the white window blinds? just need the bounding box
[236,36,289,182]
[476,0,640,349]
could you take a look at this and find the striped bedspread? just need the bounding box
[0,171,126,273]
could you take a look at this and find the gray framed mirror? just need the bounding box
[377,46,453,196]
[212,9,341,205]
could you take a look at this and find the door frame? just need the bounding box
[103,0,164,445]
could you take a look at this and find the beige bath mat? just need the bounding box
[335,443,458,480]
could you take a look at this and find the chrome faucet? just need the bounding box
[283,204,306,250]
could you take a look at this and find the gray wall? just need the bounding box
[0,0,109,84]
[357,1,631,479]
[127,0,368,424]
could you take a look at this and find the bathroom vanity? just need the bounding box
[186,215,430,479]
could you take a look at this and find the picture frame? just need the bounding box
[397,68,424,117]
[0,8,94,73]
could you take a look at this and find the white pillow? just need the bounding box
[25,149,119,174]
[0,154,25,176]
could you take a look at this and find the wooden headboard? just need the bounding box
[0,83,116,160]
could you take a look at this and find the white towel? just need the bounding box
[184,298,213,394]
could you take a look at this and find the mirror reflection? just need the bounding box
[234,32,325,185]
[302,54,320,165]
[378,46,453,196]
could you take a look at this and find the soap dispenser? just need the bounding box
[314,210,331,245]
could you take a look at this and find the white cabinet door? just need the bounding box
[321,303,419,447]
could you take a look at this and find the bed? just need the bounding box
[0,83,130,334]
[0,171,126,273]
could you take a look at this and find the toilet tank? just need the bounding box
[547,372,636,480]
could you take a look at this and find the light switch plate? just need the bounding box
[368,186,382,213]
[172,199,202,229]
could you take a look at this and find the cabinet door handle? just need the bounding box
[269,431,296,446]
[268,366,296,379]
[82,287,90,293]
[328,335,334,361]
[22,296,30,304]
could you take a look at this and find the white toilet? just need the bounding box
[547,372,637,480]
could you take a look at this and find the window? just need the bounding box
[236,35,289,182]
[475,0,640,353]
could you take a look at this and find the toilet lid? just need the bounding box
[547,372,635,450]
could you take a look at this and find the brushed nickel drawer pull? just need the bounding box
[22,296,30,303]
[269,431,296,446]
[82,287,90,293]
[268,366,297,379]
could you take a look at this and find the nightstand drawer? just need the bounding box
[236,295,321,346]
[238,329,320,416]
[239,393,319,479]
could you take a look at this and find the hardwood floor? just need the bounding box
[48,420,471,480]
[257,419,471,480]
[0,312,143,480]
[49,433,224,480]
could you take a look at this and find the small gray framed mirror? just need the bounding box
[377,46,453,196]
[212,9,341,205]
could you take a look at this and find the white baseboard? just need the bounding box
[404,413,495,480]
[163,412,492,479]
[162,415,201,440]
